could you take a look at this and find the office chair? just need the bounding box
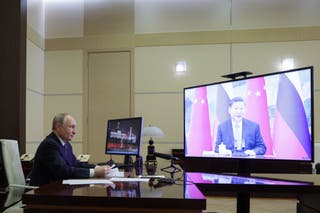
[1,187,25,213]
[0,139,38,212]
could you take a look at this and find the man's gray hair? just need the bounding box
[52,113,70,130]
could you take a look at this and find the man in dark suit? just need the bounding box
[30,113,110,186]
[214,97,266,157]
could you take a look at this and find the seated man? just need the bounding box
[214,97,266,157]
[30,113,110,186]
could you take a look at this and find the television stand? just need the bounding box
[238,159,251,176]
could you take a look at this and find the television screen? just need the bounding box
[105,117,143,156]
[184,67,313,162]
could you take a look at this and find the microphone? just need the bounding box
[154,152,179,161]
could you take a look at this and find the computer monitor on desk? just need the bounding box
[105,117,143,167]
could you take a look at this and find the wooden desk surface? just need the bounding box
[23,172,206,213]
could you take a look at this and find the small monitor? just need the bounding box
[105,117,143,166]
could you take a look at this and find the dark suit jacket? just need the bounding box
[214,118,266,155]
[29,132,95,186]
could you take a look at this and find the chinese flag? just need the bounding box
[245,77,273,155]
[187,87,212,156]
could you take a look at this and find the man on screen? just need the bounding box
[214,97,266,157]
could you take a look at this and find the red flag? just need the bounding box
[187,87,212,156]
[245,77,273,155]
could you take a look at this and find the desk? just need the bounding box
[21,165,320,213]
[187,172,320,213]
[22,172,206,213]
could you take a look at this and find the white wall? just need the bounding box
[26,40,45,154]
[44,50,84,155]
[26,0,45,155]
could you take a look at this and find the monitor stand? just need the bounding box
[123,155,133,167]
[106,156,133,168]
[106,155,142,173]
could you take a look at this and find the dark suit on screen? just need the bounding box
[29,132,95,186]
[214,118,266,156]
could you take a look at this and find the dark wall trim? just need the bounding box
[0,0,27,154]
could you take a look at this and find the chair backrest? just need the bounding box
[0,139,26,187]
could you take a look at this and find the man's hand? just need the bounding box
[244,150,256,157]
[93,165,111,178]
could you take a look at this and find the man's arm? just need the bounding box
[252,125,266,155]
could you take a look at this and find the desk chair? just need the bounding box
[0,139,38,212]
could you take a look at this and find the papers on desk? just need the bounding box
[63,179,114,185]
[63,166,150,185]
[110,177,150,182]
[106,167,124,177]
[63,177,150,185]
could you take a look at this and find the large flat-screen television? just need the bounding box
[184,66,314,174]
[105,117,144,167]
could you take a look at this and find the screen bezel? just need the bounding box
[183,66,314,166]
[105,117,144,157]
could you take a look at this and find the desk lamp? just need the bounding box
[142,125,164,174]
[142,126,181,174]
[143,125,164,161]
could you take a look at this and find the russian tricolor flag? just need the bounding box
[273,74,311,159]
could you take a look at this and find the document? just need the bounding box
[110,177,150,182]
[63,177,150,185]
[63,179,114,185]
[106,167,124,177]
